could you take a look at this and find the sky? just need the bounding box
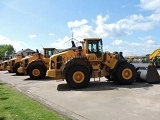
[0,0,160,56]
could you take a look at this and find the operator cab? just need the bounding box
[44,48,56,58]
[85,38,103,58]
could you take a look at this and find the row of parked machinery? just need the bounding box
[0,48,60,79]
[0,38,160,89]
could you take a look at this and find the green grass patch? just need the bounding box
[0,82,69,120]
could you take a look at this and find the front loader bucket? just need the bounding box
[146,65,160,83]
[137,65,160,84]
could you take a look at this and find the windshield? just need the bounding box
[45,49,56,58]
[88,40,103,58]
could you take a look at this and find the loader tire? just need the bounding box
[115,62,137,85]
[28,65,46,80]
[14,64,24,76]
[66,65,90,89]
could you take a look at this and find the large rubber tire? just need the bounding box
[14,64,24,75]
[28,65,46,80]
[115,62,137,85]
[155,61,160,68]
[66,65,90,89]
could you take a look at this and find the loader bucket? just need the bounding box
[137,64,160,84]
[146,65,160,83]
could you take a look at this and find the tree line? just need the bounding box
[0,44,15,60]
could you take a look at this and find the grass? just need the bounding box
[0,82,69,120]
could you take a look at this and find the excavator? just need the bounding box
[149,48,160,68]
[47,38,138,89]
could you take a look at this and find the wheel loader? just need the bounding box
[0,60,8,71]
[6,54,24,73]
[47,38,137,89]
[6,52,35,74]
[17,48,60,80]
[0,57,10,71]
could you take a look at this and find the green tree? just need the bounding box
[0,44,15,60]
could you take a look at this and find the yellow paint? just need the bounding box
[73,71,85,83]
[122,68,132,80]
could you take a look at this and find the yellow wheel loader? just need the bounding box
[6,51,35,75]
[0,57,10,71]
[6,54,25,74]
[0,60,8,71]
[18,48,59,80]
[47,38,137,89]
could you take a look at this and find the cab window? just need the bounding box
[88,40,102,58]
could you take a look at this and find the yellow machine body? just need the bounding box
[148,48,160,67]
[6,55,24,73]
[0,60,8,71]
[18,48,57,79]
[47,38,137,89]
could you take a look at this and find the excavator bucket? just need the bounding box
[137,63,160,84]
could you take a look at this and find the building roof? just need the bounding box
[16,48,35,55]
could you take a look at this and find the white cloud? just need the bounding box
[28,34,37,39]
[139,0,160,11]
[68,19,88,28]
[66,11,160,39]
[111,37,159,56]
[49,33,54,36]
[146,39,155,44]
[73,25,95,39]
[96,15,109,26]
[0,35,28,52]
[66,1,160,39]
[117,14,156,31]
[50,36,74,49]
[148,10,160,22]
[51,1,160,56]
[112,40,123,45]
[139,36,155,41]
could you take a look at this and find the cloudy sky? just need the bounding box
[0,0,160,56]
